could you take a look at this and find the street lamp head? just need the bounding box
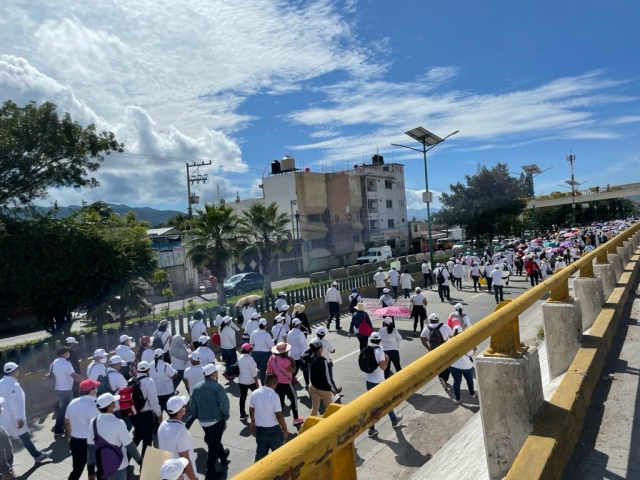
[404,127,443,146]
[521,164,542,175]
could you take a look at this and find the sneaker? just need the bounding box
[35,450,52,464]
[413,332,417,338]
[368,428,378,438]
[293,416,305,425]
[336,326,342,331]
[470,392,478,398]
[453,399,461,405]
[391,414,403,427]
[439,378,450,390]
[332,393,343,403]
[222,373,232,381]
[240,414,249,420]
[53,430,66,436]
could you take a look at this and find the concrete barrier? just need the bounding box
[406,255,417,264]
[329,267,347,279]
[361,263,376,273]
[373,260,388,270]
[346,265,363,276]
[415,253,426,262]
[310,271,330,283]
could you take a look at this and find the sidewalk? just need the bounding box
[564,288,640,480]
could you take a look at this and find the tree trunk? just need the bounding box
[263,260,272,295]
[119,304,126,329]
[217,277,226,305]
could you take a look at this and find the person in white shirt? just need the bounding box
[86,349,107,382]
[250,373,288,461]
[0,363,52,464]
[87,393,142,478]
[287,319,309,389]
[250,319,275,385]
[484,262,494,291]
[241,302,258,330]
[104,356,128,399]
[446,258,455,275]
[315,327,339,392]
[271,315,289,345]
[115,335,136,380]
[379,317,402,378]
[151,349,178,412]
[490,265,504,304]
[470,263,482,292]
[324,282,343,330]
[399,269,414,298]
[244,312,260,341]
[447,303,472,331]
[279,304,292,329]
[52,347,83,435]
[388,267,400,298]
[421,314,454,389]
[448,326,478,405]
[433,263,451,302]
[195,336,216,365]
[373,267,387,297]
[158,396,197,480]
[237,344,259,420]
[555,256,567,271]
[452,261,464,290]
[169,335,191,390]
[274,293,287,315]
[135,336,155,368]
[379,288,394,307]
[189,309,208,349]
[214,307,228,328]
[131,361,162,458]
[410,287,428,337]
[348,288,363,314]
[219,316,239,381]
[65,379,100,480]
[182,353,204,430]
[421,261,433,289]
[153,319,173,362]
[366,333,403,438]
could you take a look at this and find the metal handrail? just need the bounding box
[232,223,640,480]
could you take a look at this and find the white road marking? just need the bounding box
[333,348,361,364]
[472,293,483,298]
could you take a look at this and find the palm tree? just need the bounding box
[186,203,244,305]
[240,202,292,295]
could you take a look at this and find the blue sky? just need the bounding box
[1,0,639,212]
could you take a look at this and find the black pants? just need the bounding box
[203,421,228,479]
[472,275,481,291]
[412,306,426,333]
[327,302,341,328]
[486,277,493,290]
[239,383,258,417]
[494,284,504,303]
[530,271,539,287]
[356,333,369,351]
[384,350,402,378]
[132,410,155,458]
[454,277,462,289]
[158,394,172,413]
[275,382,299,418]
[69,437,94,480]
[438,285,450,301]
[295,359,310,386]
[423,273,432,288]
[192,341,201,350]
[439,368,451,383]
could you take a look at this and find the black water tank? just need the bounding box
[372,154,384,165]
[271,160,281,174]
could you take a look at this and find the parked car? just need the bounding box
[223,272,265,296]
[356,246,393,264]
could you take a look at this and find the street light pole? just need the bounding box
[567,151,577,225]
[392,127,459,268]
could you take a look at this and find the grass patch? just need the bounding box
[537,326,545,341]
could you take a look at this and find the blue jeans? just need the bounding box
[449,366,476,401]
[391,285,398,297]
[366,381,396,431]
[173,369,184,389]
[221,348,238,376]
[54,389,73,433]
[255,425,284,462]
[403,288,410,299]
[252,351,271,384]
[19,432,41,459]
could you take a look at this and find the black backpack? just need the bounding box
[349,295,359,313]
[358,345,380,373]
[129,376,147,414]
[96,370,117,397]
[428,324,445,350]
[436,268,446,285]
[152,331,166,350]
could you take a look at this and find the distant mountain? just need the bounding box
[407,207,440,221]
[37,203,182,226]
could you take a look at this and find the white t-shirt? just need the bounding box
[435,267,450,286]
[189,320,208,341]
[249,386,282,428]
[271,324,289,344]
[241,307,257,328]
[451,350,475,370]
[490,268,503,286]
[373,272,387,288]
[411,294,426,307]
[150,360,177,396]
[365,346,386,384]
[287,328,307,361]
[65,395,99,439]
[154,330,172,352]
[421,323,454,345]
[106,368,128,393]
[52,357,75,391]
[87,361,106,382]
[115,345,135,364]
[319,338,334,362]
[421,262,431,274]
[378,328,402,351]
[219,325,237,350]
[87,413,132,472]
[158,419,196,475]
[388,270,400,286]
[195,346,215,365]
[141,348,155,364]
[453,264,464,278]
[400,273,413,289]
[251,329,275,353]
[183,365,204,395]
[237,354,258,385]
[244,320,259,337]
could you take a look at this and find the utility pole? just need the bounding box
[186,161,212,218]
[567,151,576,225]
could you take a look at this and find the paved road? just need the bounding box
[10,272,552,479]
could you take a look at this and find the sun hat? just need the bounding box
[137,361,151,372]
[159,319,169,326]
[355,303,365,311]
[93,349,107,358]
[292,318,302,326]
[65,337,78,344]
[429,313,440,322]
[160,458,190,480]
[119,334,133,343]
[198,335,210,344]
[154,348,165,358]
[203,364,220,376]
[96,393,120,409]
[281,304,290,311]
[370,332,381,341]
[241,343,253,352]
[189,352,201,361]
[166,396,189,414]
[79,379,100,391]
[271,342,291,354]
[294,304,305,312]
[109,356,123,365]
[3,363,18,374]
[258,318,268,326]
[382,317,393,325]
[316,327,327,336]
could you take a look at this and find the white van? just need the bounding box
[356,246,393,264]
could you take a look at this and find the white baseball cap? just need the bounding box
[383,288,390,293]
[119,335,133,343]
[96,393,120,409]
[429,313,440,322]
[160,458,189,480]
[108,356,123,365]
[137,361,150,372]
[258,318,268,326]
[377,267,383,271]
[415,287,421,292]
[316,327,327,336]
[370,332,381,341]
[281,304,290,310]
[251,312,260,319]
[203,364,220,376]
[198,335,210,344]
[189,352,201,361]
[166,396,189,414]
[382,317,393,325]
[65,337,78,344]
[93,349,107,358]
[222,316,232,324]
[331,282,337,286]
[154,348,165,358]
[292,318,302,326]
[278,291,286,297]
[3,362,18,373]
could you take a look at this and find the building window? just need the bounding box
[310,238,329,249]
[401,218,405,223]
[334,214,340,222]
[385,180,393,190]
[307,214,322,222]
[388,219,395,228]
[413,225,418,233]
[353,234,360,242]
[369,220,379,230]
[386,200,393,208]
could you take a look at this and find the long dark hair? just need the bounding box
[386,322,394,335]
[220,321,227,332]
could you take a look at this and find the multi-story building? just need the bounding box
[346,155,409,253]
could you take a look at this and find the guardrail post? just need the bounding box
[618,243,631,267]
[178,314,185,336]
[573,261,605,331]
[542,269,582,378]
[298,404,357,480]
[476,301,544,480]
[593,246,616,300]
[607,241,624,280]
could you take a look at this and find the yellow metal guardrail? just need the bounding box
[232,222,640,480]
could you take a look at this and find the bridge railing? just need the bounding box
[525,181,640,203]
[232,222,640,480]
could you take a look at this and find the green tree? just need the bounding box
[239,202,292,295]
[166,213,192,230]
[112,281,151,328]
[186,203,245,306]
[0,100,123,209]
[438,163,529,244]
[0,212,155,334]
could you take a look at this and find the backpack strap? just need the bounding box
[92,418,98,440]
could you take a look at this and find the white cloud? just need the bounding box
[609,115,640,125]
